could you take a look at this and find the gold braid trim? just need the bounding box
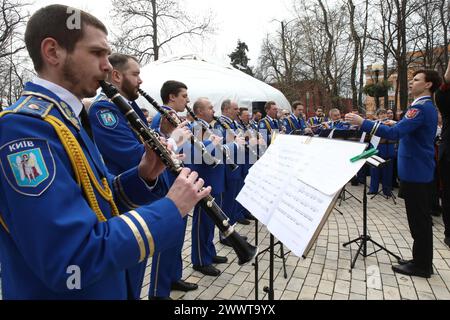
[44,115,119,221]
[0,214,9,233]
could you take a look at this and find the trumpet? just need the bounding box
[184,105,239,171]
[138,88,221,167]
[100,81,258,265]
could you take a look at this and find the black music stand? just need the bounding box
[368,158,398,205]
[343,155,403,269]
[253,221,289,300]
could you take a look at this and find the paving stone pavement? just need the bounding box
[140,183,450,300]
[1,183,449,300]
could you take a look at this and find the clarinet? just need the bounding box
[138,88,221,168]
[100,81,257,265]
[184,105,239,172]
[213,116,260,159]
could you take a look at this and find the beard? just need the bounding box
[62,55,97,98]
[121,76,139,101]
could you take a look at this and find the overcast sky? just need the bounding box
[32,0,294,67]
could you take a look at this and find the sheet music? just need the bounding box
[267,177,335,257]
[299,137,367,195]
[236,134,368,257]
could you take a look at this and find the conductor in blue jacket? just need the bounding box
[345,69,442,278]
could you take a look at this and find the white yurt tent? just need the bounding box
[137,54,290,115]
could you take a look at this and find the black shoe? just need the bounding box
[193,264,221,276]
[444,237,450,248]
[392,262,432,278]
[149,296,172,300]
[431,210,442,217]
[170,280,198,292]
[212,255,228,264]
[244,214,257,221]
[237,218,251,225]
[367,191,377,195]
[398,258,413,265]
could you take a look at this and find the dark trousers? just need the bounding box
[440,158,450,238]
[399,181,434,270]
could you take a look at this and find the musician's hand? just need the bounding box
[166,168,212,216]
[249,136,258,146]
[345,113,364,126]
[209,134,223,146]
[170,126,191,147]
[160,117,176,136]
[322,122,330,129]
[258,136,267,146]
[138,144,166,183]
[177,120,190,128]
[234,136,246,146]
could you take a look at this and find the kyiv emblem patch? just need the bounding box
[0,138,55,196]
[97,109,118,129]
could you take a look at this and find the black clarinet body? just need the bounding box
[138,88,221,168]
[100,81,257,265]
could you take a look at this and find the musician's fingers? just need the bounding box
[178,167,191,179]
[186,170,199,184]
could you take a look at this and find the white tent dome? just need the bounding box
[137,54,291,115]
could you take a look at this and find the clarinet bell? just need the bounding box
[225,232,258,265]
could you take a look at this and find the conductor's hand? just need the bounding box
[167,168,212,216]
[138,144,166,183]
[344,113,364,126]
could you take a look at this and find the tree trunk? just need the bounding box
[348,0,359,108]
[151,0,159,61]
[398,0,409,109]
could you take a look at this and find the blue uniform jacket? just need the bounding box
[186,121,225,194]
[213,116,243,181]
[258,116,279,145]
[89,94,172,299]
[360,96,437,183]
[282,114,306,134]
[0,83,184,299]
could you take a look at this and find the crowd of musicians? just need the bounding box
[1,5,450,300]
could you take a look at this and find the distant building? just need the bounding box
[364,44,449,116]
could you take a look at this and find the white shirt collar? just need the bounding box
[412,95,432,106]
[267,115,275,122]
[32,76,83,116]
